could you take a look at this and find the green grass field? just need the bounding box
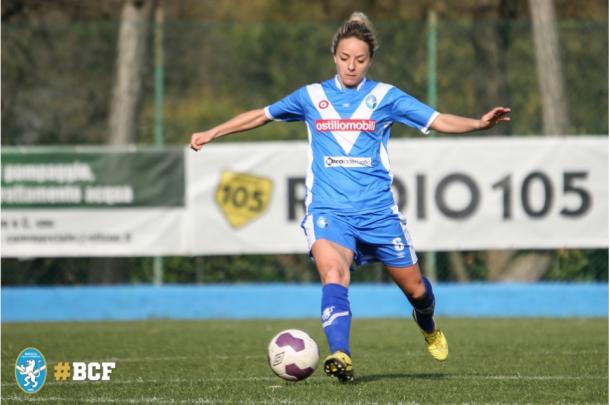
[2,318,607,404]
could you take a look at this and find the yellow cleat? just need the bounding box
[323,351,354,382]
[413,311,449,361]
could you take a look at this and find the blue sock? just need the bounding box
[321,283,352,356]
[407,276,436,333]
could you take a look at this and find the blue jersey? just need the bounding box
[265,76,438,215]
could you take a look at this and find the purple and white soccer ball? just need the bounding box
[267,329,319,381]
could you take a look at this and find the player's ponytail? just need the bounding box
[331,12,379,58]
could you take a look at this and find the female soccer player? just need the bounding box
[190,12,510,382]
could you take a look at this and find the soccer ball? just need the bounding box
[267,329,319,381]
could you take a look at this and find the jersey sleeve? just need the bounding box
[264,87,306,122]
[389,88,439,134]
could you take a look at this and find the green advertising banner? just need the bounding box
[1,147,184,209]
[1,146,187,257]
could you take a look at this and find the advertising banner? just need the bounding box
[1,147,185,256]
[187,137,608,254]
[1,137,607,257]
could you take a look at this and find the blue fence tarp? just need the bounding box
[1,283,607,322]
[2,283,608,322]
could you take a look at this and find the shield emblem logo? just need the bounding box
[15,347,47,394]
[215,171,273,228]
[365,94,378,109]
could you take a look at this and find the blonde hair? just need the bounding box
[331,12,379,58]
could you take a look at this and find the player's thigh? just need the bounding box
[358,207,418,268]
[302,212,356,286]
[311,239,353,287]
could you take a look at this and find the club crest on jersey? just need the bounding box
[316,216,328,229]
[365,94,378,109]
[318,100,329,109]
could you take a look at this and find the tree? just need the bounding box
[94,0,156,284]
[108,0,156,145]
[528,0,570,135]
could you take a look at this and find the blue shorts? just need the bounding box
[301,205,418,268]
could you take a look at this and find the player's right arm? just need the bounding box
[189,108,270,151]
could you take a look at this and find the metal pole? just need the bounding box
[154,2,164,147]
[425,9,438,282]
[152,2,164,286]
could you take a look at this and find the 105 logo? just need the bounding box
[215,171,273,228]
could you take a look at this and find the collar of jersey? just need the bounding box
[334,75,367,91]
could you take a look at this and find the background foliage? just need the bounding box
[1,0,607,284]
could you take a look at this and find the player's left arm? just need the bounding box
[430,107,511,134]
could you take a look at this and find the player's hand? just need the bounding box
[479,107,511,130]
[189,130,215,151]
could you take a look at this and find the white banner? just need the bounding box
[187,137,608,254]
[1,137,607,257]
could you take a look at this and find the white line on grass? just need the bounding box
[4,397,609,405]
[2,374,607,389]
[0,397,465,405]
[41,355,265,363]
[40,350,606,365]
[459,375,608,380]
[0,398,331,404]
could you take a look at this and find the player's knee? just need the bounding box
[401,277,426,299]
[319,262,349,285]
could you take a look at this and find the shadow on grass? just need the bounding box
[353,373,449,384]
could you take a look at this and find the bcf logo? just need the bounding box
[73,362,116,381]
[53,361,116,381]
